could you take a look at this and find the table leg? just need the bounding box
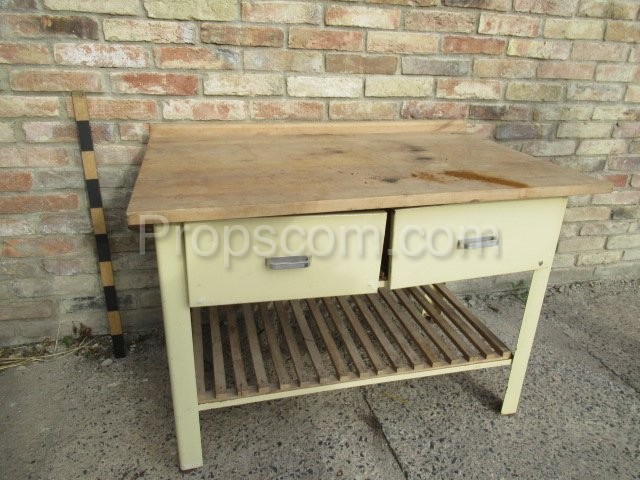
[501,266,551,415]
[155,224,203,470]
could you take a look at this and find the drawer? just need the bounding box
[184,211,387,306]
[389,198,566,289]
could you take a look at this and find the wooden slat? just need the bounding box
[421,286,497,360]
[274,301,308,385]
[336,296,390,374]
[242,304,270,393]
[191,308,205,395]
[226,307,248,396]
[366,293,426,369]
[290,300,330,383]
[322,297,371,378]
[379,289,444,367]
[196,287,513,407]
[208,307,227,399]
[352,295,410,373]
[306,299,352,381]
[408,287,478,362]
[435,284,511,359]
[394,289,459,365]
[258,303,291,390]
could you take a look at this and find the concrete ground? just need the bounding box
[1,279,639,480]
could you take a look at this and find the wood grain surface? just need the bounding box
[127,121,611,225]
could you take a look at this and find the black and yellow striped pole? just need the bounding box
[72,92,126,358]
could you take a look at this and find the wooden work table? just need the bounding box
[127,121,610,470]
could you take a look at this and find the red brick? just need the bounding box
[163,99,246,120]
[0,172,32,191]
[84,98,159,120]
[478,13,541,37]
[0,13,98,39]
[1,236,80,257]
[54,43,150,67]
[330,101,399,120]
[0,193,78,214]
[242,2,321,24]
[154,46,239,69]
[514,0,579,17]
[326,5,400,30]
[111,72,198,95]
[250,100,324,120]
[0,43,49,64]
[103,18,195,43]
[406,10,476,33]
[537,61,595,80]
[605,20,640,42]
[571,41,629,61]
[507,39,571,59]
[401,101,468,119]
[443,36,506,55]
[367,31,438,54]
[0,96,59,117]
[119,123,149,142]
[23,121,115,143]
[289,27,363,51]
[604,174,629,188]
[469,104,532,121]
[10,69,103,92]
[437,79,502,100]
[0,146,71,167]
[474,58,537,78]
[443,0,510,10]
[608,155,640,171]
[326,54,397,74]
[201,24,284,47]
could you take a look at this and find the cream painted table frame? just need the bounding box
[127,121,611,470]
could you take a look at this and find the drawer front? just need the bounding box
[389,198,566,289]
[184,211,386,306]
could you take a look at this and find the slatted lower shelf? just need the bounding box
[191,284,512,410]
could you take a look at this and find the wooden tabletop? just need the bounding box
[126,120,611,225]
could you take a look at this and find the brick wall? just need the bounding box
[0,0,639,344]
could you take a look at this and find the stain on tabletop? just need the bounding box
[443,170,528,188]
[412,172,445,183]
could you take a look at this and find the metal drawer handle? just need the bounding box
[458,235,499,249]
[265,255,311,270]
